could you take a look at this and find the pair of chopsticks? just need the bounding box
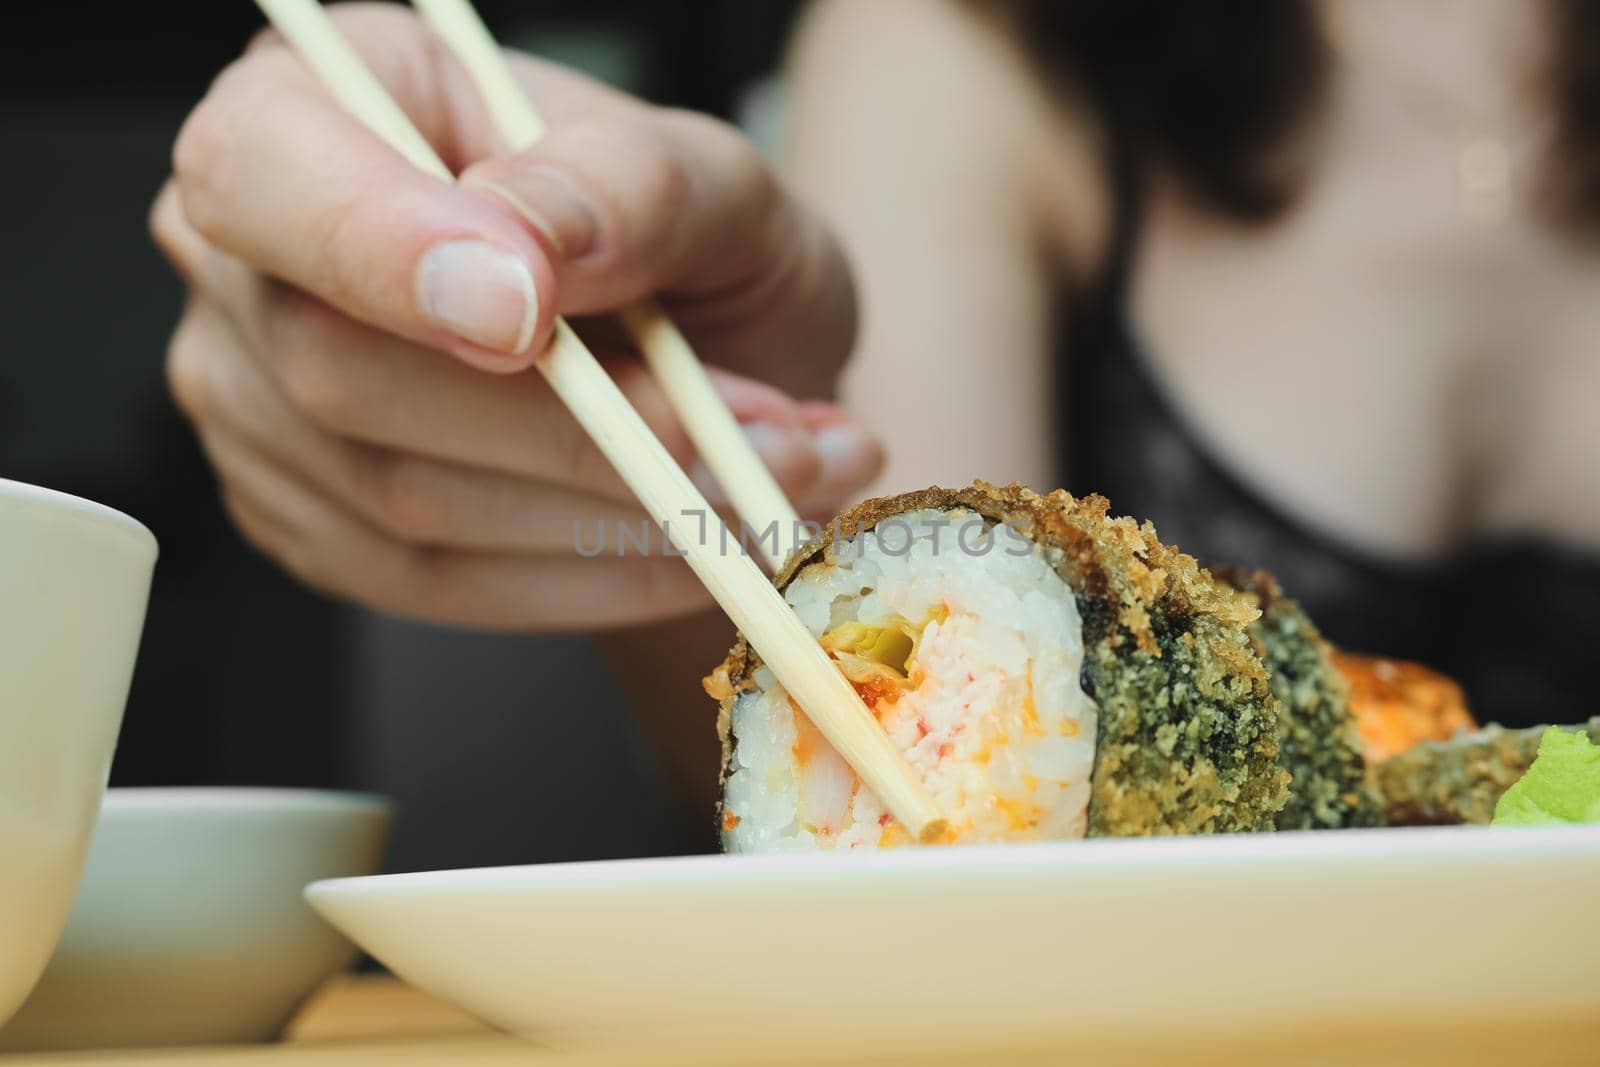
[409,0,801,569]
[251,0,945,842]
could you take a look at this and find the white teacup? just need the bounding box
[0,478,156,1026]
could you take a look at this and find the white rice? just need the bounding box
[722,508,1098,851]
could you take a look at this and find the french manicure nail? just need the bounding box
[689,422,818,506]
[815,424,878,473]
[474,169,600,260]
[415,240,538,354]
[802,424,883,510]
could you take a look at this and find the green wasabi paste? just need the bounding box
[1491,726,1600,827]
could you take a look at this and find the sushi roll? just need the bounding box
[1211,567,1384,830]
[705,483,1288,850]
[1372,718,1600,825]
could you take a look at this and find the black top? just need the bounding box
[1061,178,1599,730]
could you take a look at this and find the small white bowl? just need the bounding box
[0,788,391,1052]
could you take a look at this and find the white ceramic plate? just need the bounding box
[307,826,1600,1059]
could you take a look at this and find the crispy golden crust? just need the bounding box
[707,482,1289,839]
[1211,567,1384,829]
[1371,718,1600,825]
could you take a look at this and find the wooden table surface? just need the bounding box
[0,974,1593,1066]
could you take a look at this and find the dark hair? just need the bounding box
[1550,0,1600,226]
[977,0,1600,227]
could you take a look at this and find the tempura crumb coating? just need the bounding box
[1211,568,1384,830]
[1372,718,1600,825]
[707,482,1289,838]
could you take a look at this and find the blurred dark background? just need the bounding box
[0,0,801,872]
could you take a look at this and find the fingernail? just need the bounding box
[802,425,882,512]
[473,169,600,260]
[690,422,818,506]
[415,240,538,354]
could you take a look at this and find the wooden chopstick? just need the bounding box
[250,0,945,844]
[410,0,801,573]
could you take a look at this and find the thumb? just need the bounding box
[171,39,563,375]
[457,110,794,317]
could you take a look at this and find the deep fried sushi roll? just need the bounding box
[1211,567,1384,830]
[1372,717,1600,825]
[706,483,1288,850]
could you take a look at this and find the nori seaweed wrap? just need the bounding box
[1211,567,1384,830]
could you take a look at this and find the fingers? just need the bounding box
[794,401,887,518]
[202,425,713,631]
[458,106,776,306]
[167,0,855,398]
[458,92,858,393]
[156,1,878,635]
[171,301,652,553]
[240,283,832,506]
[156,171,880,517]
[172,297,753,628]
[172,15,556,371]
[156,202,868,516]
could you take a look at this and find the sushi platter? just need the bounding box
[292,477,1600,1060]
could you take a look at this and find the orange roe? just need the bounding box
[850,675,904,714]
[1331,652,1477,762]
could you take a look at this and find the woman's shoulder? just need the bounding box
[787,0,1115,284]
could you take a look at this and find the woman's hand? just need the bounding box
[151,3,879,630]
